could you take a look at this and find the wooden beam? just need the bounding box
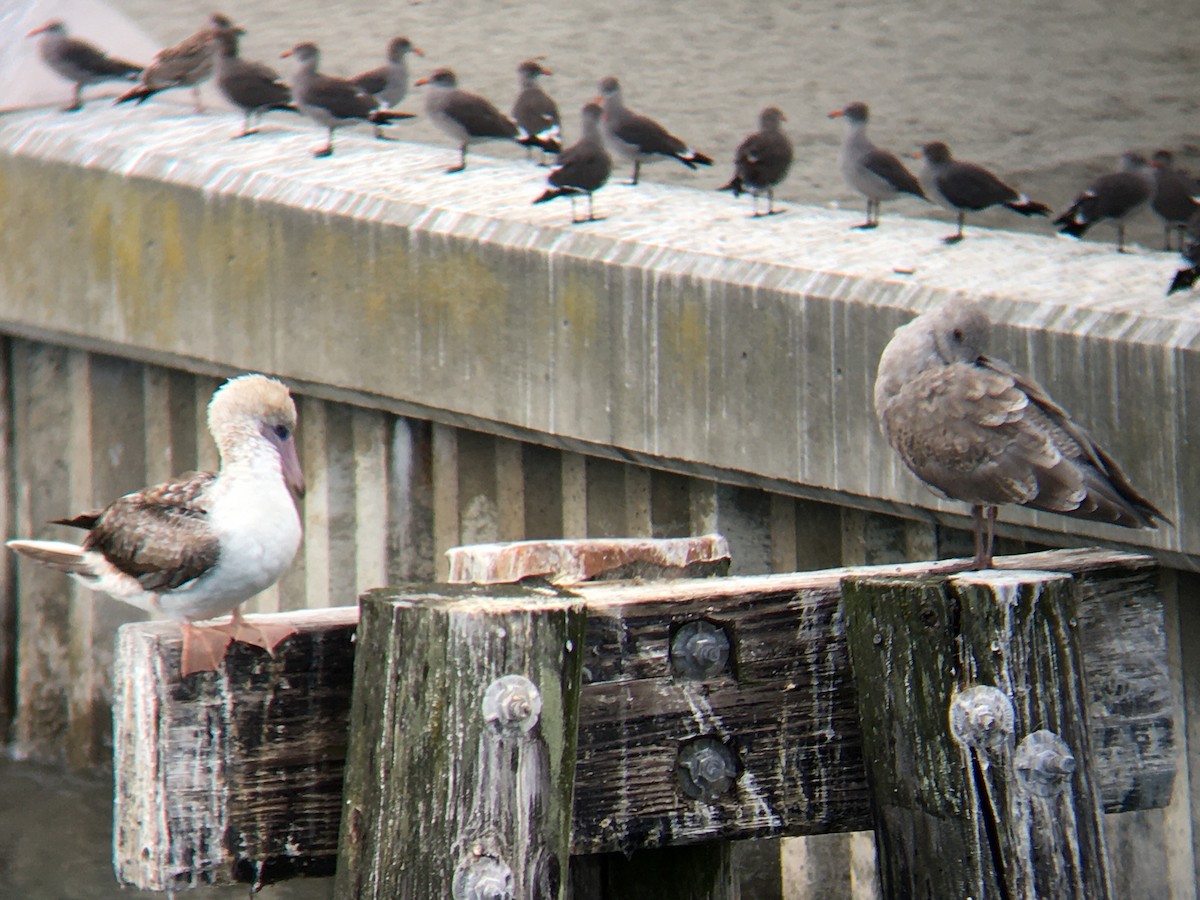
[111,549,1173,890]
[334,585,586,899]
[844,570,1111,899]
[113,608,358,892]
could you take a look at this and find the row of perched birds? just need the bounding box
[25,16,1200,296]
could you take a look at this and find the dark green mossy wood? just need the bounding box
[845,571,1112,900]
[335,583,586,899]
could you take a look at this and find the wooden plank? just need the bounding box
[335,585,586,899]
[111,549,1174,889]
[844,570,1112,899]
[113,608,358,891]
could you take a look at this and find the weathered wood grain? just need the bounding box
[844,571,1112,899]
[111,549,1172,891]
[113,608,357,891]
[335,584,586,899]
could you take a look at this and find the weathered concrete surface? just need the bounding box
[0,105,1194,564]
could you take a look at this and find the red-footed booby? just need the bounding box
[7,374,305,676]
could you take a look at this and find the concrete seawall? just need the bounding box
[0,102,1194,564]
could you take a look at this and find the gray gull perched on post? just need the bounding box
[874,299,1166,569]
[7,374,305,675]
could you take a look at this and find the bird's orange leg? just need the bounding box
[211,607,298,658]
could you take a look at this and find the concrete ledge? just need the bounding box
[0,104,1195,562]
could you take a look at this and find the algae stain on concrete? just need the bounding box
[558,270,602,358]
[414,248,510,339]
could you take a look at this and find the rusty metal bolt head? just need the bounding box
[949,685,1014,751]
[453,854,513,900]
[670,619,731,680]
[676,735,738,802]
[482,675,542,734]
[1015,730,1076,797]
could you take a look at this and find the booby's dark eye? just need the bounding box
[952,328,964,343]
[273,424,291,441]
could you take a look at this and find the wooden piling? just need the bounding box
[335,584,586,899]
[844,570,1113,899]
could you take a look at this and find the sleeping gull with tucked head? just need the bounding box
[7,374,305,675]
[874,299,1166,568]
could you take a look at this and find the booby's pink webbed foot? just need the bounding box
[180,623,235,676]
[210,609,298,657]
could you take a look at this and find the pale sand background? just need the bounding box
[111,0,1200,249]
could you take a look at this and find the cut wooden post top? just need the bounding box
[444,534,732,585]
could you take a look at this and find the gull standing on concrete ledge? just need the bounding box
[114,13,233,112]
[1150,150,1199,252]
[211,25,295,138]
[352,36,423,139]
[915,141,1050,243]
[596,76,713,185]
[533,102,612,223]
[512,58,562,163]
[7,375,306,676]
[416,67,553,173]
[27,20,142,112]
[829,101,927,229]
[282,42,415,157]
[719,106,794,217]
[874,299,1166,569]
[1054,152,1156,252]
[1168,208,1200,295]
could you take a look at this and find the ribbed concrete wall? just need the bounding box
[0,103,1193,567]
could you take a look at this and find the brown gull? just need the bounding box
[874,299,1166,568]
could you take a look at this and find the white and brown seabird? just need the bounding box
[596,76,713,185]
[27,20,142,112]
[282,42,415,157]
[916,141,1050,243]
[1168,207,1200,295]
[875,299,1166,569]
[211,25,296,138]
[7,375,306,676]
[1054,152,1156,252]
[415,67,553,173]
[115,13,233,112]
[512,57,562,163]
[1151,150,1199,252]
[351,36,423,139]
[719,106,793,217]
[533,102,612,223]
[829,101,927,229]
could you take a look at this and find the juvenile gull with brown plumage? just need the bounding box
[7,374,305,676]
[719,106,793,217]
[874,299,1166,569]
[114,13,233,111]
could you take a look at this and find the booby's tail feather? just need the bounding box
[6,540,93,576]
